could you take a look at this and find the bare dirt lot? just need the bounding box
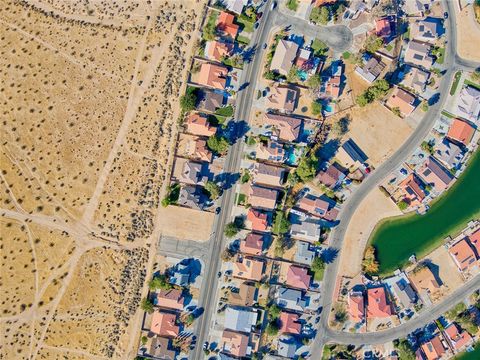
[337,187,402,278]
[0,0,206,358]
[334,102,414,167]
[456,4,480,62]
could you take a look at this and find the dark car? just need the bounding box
[215,207,221,214]
[256,11,263,19]
[443,12,448,19]
[263,43,267,49]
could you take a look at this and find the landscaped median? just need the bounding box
[368,149,480,276]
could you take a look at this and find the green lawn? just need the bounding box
[434,47,445,64]
[236,14,254,33]
[464,79,480,90]
[207,114,226,126]
[314,268,324,281]
[342,51,351,60]
[236,35,250,45]
[236,193,246,205]
[369,150,480,276]
[311,38,329,56]
[215,105,234,117]
[450,71,462,95]
[286,0,298,11]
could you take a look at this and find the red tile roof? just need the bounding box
[445,323,473,350]
[386,87,416,117]
[286,265,311,290]
[197,63,228,90]
[447,118,475,146]
[221,330,249,357]
[421,335,446,360]
[376,18,392,38]
[247,208,269,232]
[240,233,264,255]
[468,228,480,258]
[348,291,365,323]
[399,173,426,204]
[449,239,477,272]
[279,311,301,334]
[150,311,179,338]
[185,113,216,137]
[366,287,392,318]
[217,11,239,39]
[205,40,233,61]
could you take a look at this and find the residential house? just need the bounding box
[366,286,393,319]
[295,48,312,68]
[286,264,311,290]
[240,233,264,256]
[375,16,394,40]
[448,239,477,273]
[262,113,302,142]
[290,216,322,243]
[224,0,247,14]
[455,85,480,123]
[433,138,465,170]
[401,66,430,93]
[198,89,225,113]
[217,11,239,39]
[403,40,434,69]
[253,162,286,187]
[221,330,249,358]
[277,336,298,358]
[417,156,454,193]
[270,39,299,76]
[184,137,213,162]
[409,265,441,297]
[316,162,346,189]
[233,256,264,281]
[399,173,426,206]
[348,291,365,323]
[246,208,270,232]
[178,185,209,210]
[205,40,234,62]
[403,0,434,16]
[265,86,299,113]
[446,118,475,147]
[255,140,285,163]
[184,112,216,137]
[296,194,338,221]
[279,311,301,335]
[150,311,180,338]
[410,18,441,44]
[294,241,316,266]
[385,87,417,117]
[324,60,343,98]
[355,56,385,83]
[248,184,278,210]
[468,228,480,259]
[228,282,258,307]
[170,263,191,286]
[148,337,177,360]
[197,63,229,90]
[224,307,258,333]
[155,289,184,311]
[420,335,447,360]
[172,159,209,186]
[391,278,417,309]
[444,323,473,352]
[275,287,308,311]
[336,138,368,169]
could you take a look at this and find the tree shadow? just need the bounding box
[223,119,250,144]
[320,247,339,264]
[428,93,441,106]
[242,45,257,63]
[215,172,240,190]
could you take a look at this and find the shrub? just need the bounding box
[140,298,154,314]
[273,210,290,235]
[204,181,221,200]
[207,135,230,155]
[215,105,234,117]
[397,200,408,211]
[180,87,198,112]
[149,274,172,290]
[310,6,331,25]
[311,38,329,56]
[295,153,318,182]
[362,245,379,275]
[311,101,323,116]
[265,321,280,336]
[364,34,383,54]
[395,339,416,360]
[286,0,298,11]
[332,116,350,136]
[224,222,240,237]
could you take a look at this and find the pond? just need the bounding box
[369,150,480,275]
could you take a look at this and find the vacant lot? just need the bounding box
[0,0,205,358]
[157,206,215,242]
[456,4,480,62]
[339,102,414,167]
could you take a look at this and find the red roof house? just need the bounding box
[375,18,392,39]
[217,11,239,39]
[286,265,311,290]
[399,173,426,206]
[156,289,184,311]
[445,323,473,351]
[348,291,365,323]
[221,330,249,357]
[246,208,269,232]
[197,63,228,90]
[468,228,480,258]
[420,335,447,360]
[279,311,301,334]
[366,286,392,319]
[184,113,216,137]
[447,118,475,146]
[448,239,477,272]
[205,40,234,62]
[240,233,264,255]
[150,311,180,338]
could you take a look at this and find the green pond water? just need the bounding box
[369,150,480,275]
[454,342,480,359]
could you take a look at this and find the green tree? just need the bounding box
[203,12,218,41]
[296,154,318,182]
[141,336,148,345]
[268,303,281,320]
[362,245,379,275]
[180,87,198,112]
[392,107,401,117]
[364,34,383,54]
[421,140,434,154]
[265,321,280,336]
[311,39,329,56]
[397,200,408,211]
[273,210,290,235]
[204,181,221,200]
[287,65,300,83]
[224,222,240,237]
[356,93,371,107]
[395,339,416,360]
[312,257,326,273]
[310,6,331,25]
[286,0,298,11]
[472,68,480,82]
[184,313,195,326]
[207,135,229,155]
[311,101,323,116]
[149,274,173,290]
[141,298,154,314]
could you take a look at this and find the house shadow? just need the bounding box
[317,139,341,162]
[421,260,443,287]
[242,45,257,63]
[320,247,339,264]
[179,258,202,284]
[214,171,240,190]
[222,119,250,145]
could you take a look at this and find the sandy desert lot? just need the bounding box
[0,0,206,358]
[456,4,480,62]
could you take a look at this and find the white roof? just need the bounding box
[224,307,257,332]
